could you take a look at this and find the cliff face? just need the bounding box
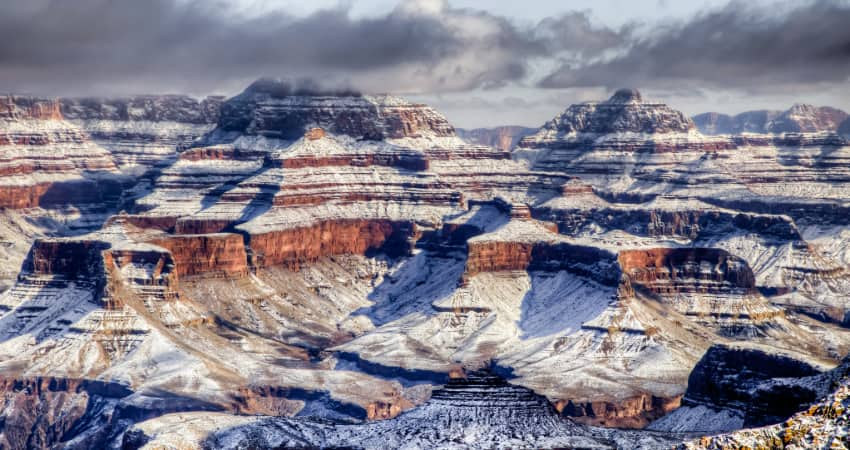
[619,248,756,295]
[534,205,801,241]
[149,233,248,278]
[650,344,830,435]
[247,219,416,269]
[558,394,681,428]
[684,345,822,427]
[464,229,620,286]
[680,358,850,449]
[24,239,111,281]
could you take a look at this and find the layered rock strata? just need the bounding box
[0,96,120,211]
[60,95,222,175]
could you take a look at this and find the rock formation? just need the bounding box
[126,370,679,450]
[457,125,537,151]
[0,96,120,210]
[1,83,850,448]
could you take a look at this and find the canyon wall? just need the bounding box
[248,219,416,269]
[150,233,248,278]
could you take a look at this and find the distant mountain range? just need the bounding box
[694,104,850,135]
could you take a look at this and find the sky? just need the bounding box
[0,0,848,127]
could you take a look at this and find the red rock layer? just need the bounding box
[149,233,248,278]
[465,241,538,274]
[0,183,52,209]
[0,178,113,210]
[556,394,682,428]
[464,236,621,285]
[277,153,429,171]
[247,219,416,269]
[618,248,756,295]
[0,96,63,120]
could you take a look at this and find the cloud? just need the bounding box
[0,0,629,97]
[535,11,633,58]
[5,0,845,111]
[539,0,850,92]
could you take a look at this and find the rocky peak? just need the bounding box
[767,104,848,133]
[217,78,455,140]
[540,88,694,135]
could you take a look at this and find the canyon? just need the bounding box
[0,82,849,449]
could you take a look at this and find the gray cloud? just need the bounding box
[0,0,631,97]
[540,0,850,92]
[3,0,847,118]
[535,11,633,58]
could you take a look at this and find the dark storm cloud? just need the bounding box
[0,0,633,96]
[539,0,850,91]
